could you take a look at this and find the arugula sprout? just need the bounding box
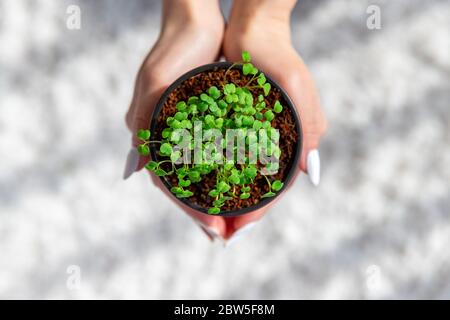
[137,51,287,214]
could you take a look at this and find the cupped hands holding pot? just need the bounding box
[124,0,327,243]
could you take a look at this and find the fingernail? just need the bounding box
[225,222,257,247]
[123,148,140,180]
[197,222,222,242]
[307,149,320,186]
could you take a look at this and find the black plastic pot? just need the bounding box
[149,62,302,217]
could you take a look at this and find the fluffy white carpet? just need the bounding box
[0,0,449,299]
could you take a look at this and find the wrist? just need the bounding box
[229,0,297,47]
[230,0,295,25]
[228,0,294,41]
[162,0,222,29]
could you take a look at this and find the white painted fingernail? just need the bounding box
[225,222,257,247]
[307,149,320,186]
[123,148,140,180]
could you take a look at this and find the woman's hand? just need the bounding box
[124,0,227,240]
[223,0,328,236]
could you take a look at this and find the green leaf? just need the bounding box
[170,119,182,129]
[137,129,151,140]
[145,161,158,171]
[200,93,214,104]
[224,163,234,171]
[257,73,266,86]
[234,116,243,128]
[213,199,225,207]
[252,120,263,131]
[208,86,221,100]
[218,100,228,109]
[170,130,181,143]
[177,167,187,177]
[179,179,191,187]
[269,128,280,141]
[215,118,224,128]
[184,190,193,197]
[256,101,266,111]
[188,170,201,182]
[262,121,271,129]
[209,102,219,113]
[262,191,276,198]
[175,111,187,121]
[162,128,172,139]
[243,166,257,179]
[154,169,168,176]
[187,104,198,114]
[274,101,283,113]
[264,110,275,121]
[243,63,253,75]
[242,51,251,63]
[224,83,236,95]
[217,181,231,193]
[160,143,172,156]
[176,101,187,111]
[181,119,192,129]
[177,190,193,198]
[208,189,219,197]
[166,117,174,126]
[246,106,256,116]
[272,180,284,191]
[242,115,254,126]
[242,186,251,192]
[170,187,182,194]
[240,193,250,200]
[188,96,199,105]
[170,150,181,162]
[183,190,193,197]
[229,174,240,185]
[137,144,149,156]
[208,207,220,214]
[198,101,209,112]
[224,94,233,104]
[263,83,271,96]
[245,95,254,107]
[274,146,281,159]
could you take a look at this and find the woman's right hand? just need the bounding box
[223,0,328,236]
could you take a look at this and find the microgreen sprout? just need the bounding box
[137,52,287,214]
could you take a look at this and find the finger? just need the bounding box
[226,207,267,240]
[198,225,214,241]
[273,58,327,186]
[188,210,227,240]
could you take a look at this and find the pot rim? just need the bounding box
[149,61,302,217]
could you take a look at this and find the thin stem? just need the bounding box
[224,62,238,82]
[244,74,258,87]
[156,160,172,169]
[261,172,272,190]
[142,140,162,146]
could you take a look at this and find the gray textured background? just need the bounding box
[0,0,449,299]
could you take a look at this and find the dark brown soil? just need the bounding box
[153,66,298,212]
